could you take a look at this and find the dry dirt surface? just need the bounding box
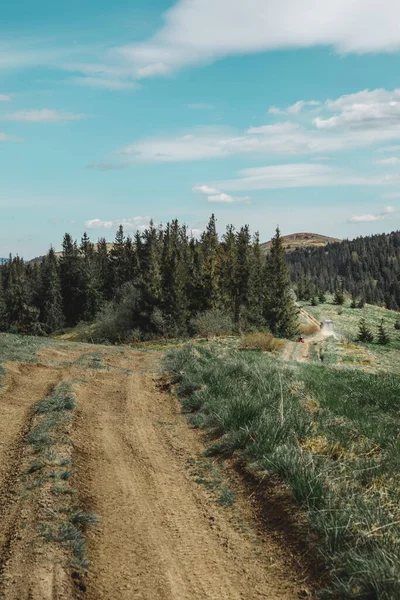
[0,342,318,600]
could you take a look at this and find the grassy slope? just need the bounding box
[167,342,400,599]
[300,298,400,372]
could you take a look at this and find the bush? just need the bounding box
[395,319,400,331]
[240,332,285,352]
[190,310,234,338]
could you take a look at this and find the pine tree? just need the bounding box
[40,247,64,332]
[247,232,265,327]
[234,225,251,323]
[264,227,298,338]
[350,295,357,309]
[59,234,84,326]
[318,289,326,303]
[334,282,345,306]
[311,296,318,306]
[357,318,374,343]
[358,298,365,309]
[377,318,390,345]
[395,319,400,331]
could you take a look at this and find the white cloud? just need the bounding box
[193,183,250,203]
[86,219,114,229]
[349,205,396,223]
[0,94,11,102]
[114,89,400,164]
[315,89,400,130]
[3,109,87,123]
[376,157,400,165]
[214,163,400,192]
[70,77,139,90]
[85,216,151,230]
[349,214,385,223]
[193,185,221,194]
[113,0,400,81]
[268,100,320,115]
[207,193,250,203]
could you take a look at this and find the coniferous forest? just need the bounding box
[287,231,400,310]
[0,216,298,341]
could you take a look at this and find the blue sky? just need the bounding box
[2,0,400,258]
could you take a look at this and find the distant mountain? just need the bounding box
[261,232,341,254]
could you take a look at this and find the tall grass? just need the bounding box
[166,344,400,599]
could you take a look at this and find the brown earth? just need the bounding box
[0,342,319,600]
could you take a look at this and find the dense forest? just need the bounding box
[287,231,400,310]
[0,216,297,341]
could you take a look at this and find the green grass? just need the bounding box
[301,298,400,372]
[0,332,54,364]
[25,381,98,573]
[167,343,400,599]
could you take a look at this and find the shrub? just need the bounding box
[395,319,400,331]
[190,310,234,338]
[357,317,374,343]
[240,332,285,352]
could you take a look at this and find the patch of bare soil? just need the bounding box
[0,343,320,599]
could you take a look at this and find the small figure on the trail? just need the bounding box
[298,334,305,343]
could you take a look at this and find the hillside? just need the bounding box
[287,230,400,310]
[261,232,341,253]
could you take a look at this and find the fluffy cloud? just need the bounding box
[114,89,400,164]
[193,184,250,203]
[193,185,220,194]
[3,109,86,123]
[268,100,320,115]
[85,216,151,230]
[70,77,139,90]
[0,94,11,102]
[349,205,396,223]
[207,193,250,203]
[314,89,400,130]
[114,0,400,81]
[349,214,385,223]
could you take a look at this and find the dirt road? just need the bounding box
[0,341,316,599]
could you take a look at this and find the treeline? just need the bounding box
[0,216,298,341]
[287,231,400,310]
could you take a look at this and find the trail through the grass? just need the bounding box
[0,341,315,599]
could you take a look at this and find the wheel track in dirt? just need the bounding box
[0,343,319,599]
[0,362,65,599]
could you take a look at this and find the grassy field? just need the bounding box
[299,298,400,372]
[167,343,400,599]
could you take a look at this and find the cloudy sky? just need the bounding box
[2,0,400,257]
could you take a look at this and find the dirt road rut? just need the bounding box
[0,343,315,599]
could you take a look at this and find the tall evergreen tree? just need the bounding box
[357,318,374,343]
[377,318,390,345]
[40,247,64,332]
[59,233,84,326]
[264,227,298,338]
